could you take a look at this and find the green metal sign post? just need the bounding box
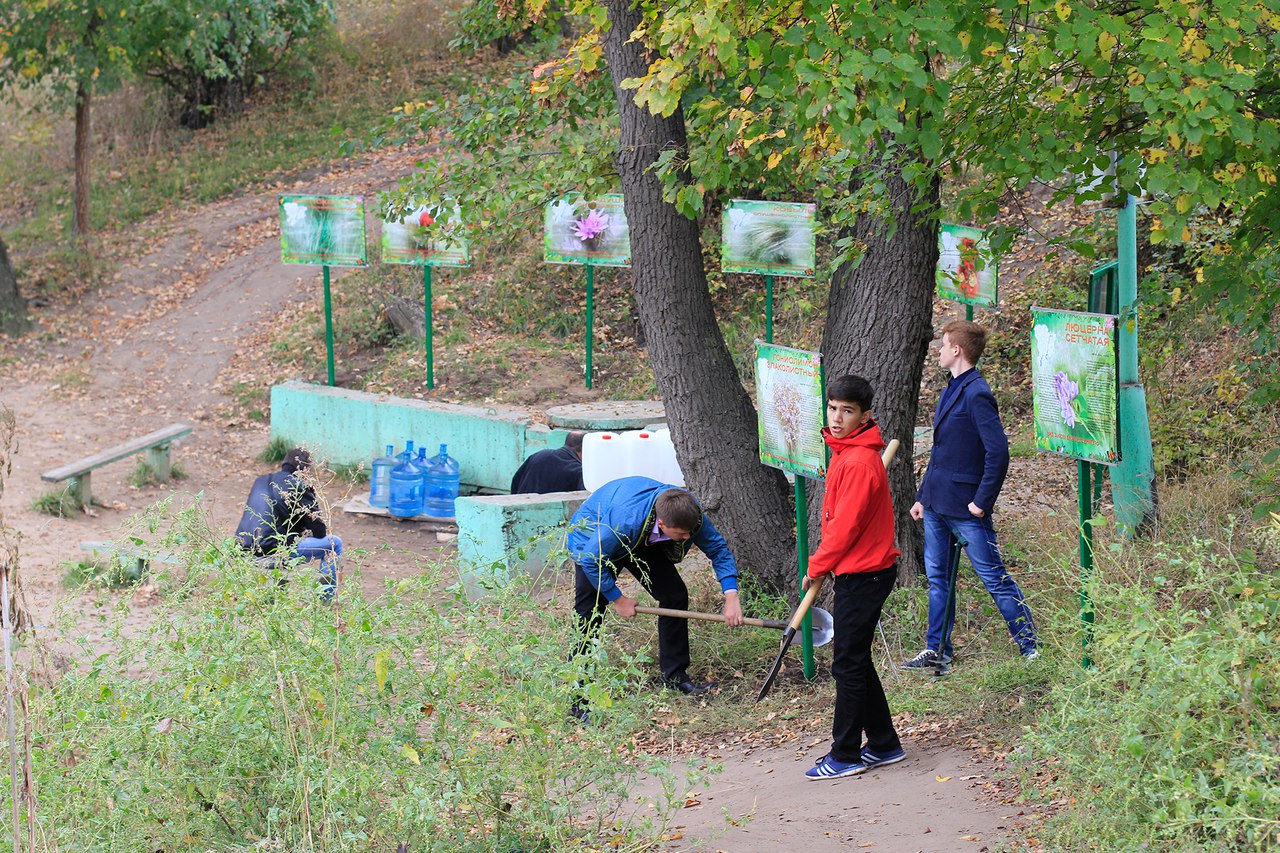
[585,264,595,389]
[322,266,335,387]
[423,266,434,389]
[1111,196,1157,536]
[765,274,774,343]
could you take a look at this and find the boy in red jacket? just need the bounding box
[803,375,906,780]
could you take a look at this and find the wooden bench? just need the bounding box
[42,423,193,508]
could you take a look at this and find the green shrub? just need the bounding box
[257,436,292,465]
[127,459,188,488]
[1017,539,1280,850]
[31,488,80,517]
[23,512,687,850]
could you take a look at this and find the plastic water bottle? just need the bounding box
[369,444,395,507]
[397,440,416,464]
[423,443,460,519]
[388,449,424,518]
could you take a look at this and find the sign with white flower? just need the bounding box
[722,200,817,277]
[543,194,631,267]
[1031,307,1120,465]
[381,200,470,266]
[279,195,367,266]
[755,342,826,478]
[937,223,997,306]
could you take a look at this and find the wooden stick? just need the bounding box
[635,605,787,630]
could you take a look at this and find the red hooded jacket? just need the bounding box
[807,421,900,578]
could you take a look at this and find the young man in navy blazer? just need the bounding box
[902,321,1038,672]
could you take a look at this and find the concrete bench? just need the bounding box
[42,423,192,508]
[454,490,590,599]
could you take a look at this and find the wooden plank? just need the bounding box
[42,423,193,482]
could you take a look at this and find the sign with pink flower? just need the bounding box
[937,223,996,306]
[543,194,631,267]
[381,200,470,266]
[1031,307,1120,465]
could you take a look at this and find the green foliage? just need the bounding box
[22,512,686,849]
[0,0,134,105]
[127,459,188,488]
[63,555,149,589]
[257,436,292,465]
[1017,540,1280,850]
[31,488,81,518]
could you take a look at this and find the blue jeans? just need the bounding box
[923,510,1036,657]
[292,535,343,601]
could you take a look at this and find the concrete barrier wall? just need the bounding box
[269,381,571,492]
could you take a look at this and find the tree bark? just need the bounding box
[819,152,939,587]
[0,237,30,337]
[601,0,796,595]
[73,81,91,236]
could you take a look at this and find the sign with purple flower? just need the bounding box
[722,200,817,277]
[755,342,826,478]
[1031,307,1120,465]
[380,200,470,267]
[937,223,997,306]
[543,194,631,267]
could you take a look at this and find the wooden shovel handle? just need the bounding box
[634,605,786,630]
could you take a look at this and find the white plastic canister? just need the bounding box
[647,427,685,486]
[582,431,622,491]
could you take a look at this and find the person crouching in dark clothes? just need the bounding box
[510,430,586,494]
[234,447,342,601]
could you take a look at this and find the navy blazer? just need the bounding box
[916,368,1010,518]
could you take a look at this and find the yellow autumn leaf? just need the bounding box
[1181,227,1192,241]
[1054,0,1071,21]
[981,44,1001,57]
[400,743,420,765]
[1176,194,1194,213]
[1191,38,1211,60]
[767,151,783,170]
[1128,71,1146,86]
[958,31,971,51]
[1172,286,1183,303]
[1257,164,1277,185]
[1141,148,1168,164]
[936,774,953,782]
[1186,143,1203,156]
[374,650,391,692]
[1097,31,1117,52]
[1167,131,1181,149]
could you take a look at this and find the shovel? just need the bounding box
[635,605,835,648]
[756,438,902,701]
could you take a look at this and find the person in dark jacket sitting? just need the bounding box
[234,447,342,601]
[510,430,586,494]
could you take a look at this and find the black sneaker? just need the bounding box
[899,649,950,673]
[567,703,593,726]
[664,675,717,695]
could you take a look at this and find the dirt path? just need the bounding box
[0,148,1039,850]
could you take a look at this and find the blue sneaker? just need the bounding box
[860,746,907,769]
[804,754,867,780]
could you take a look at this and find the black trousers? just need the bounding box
[830,566,901,763]
[574,546,690,682]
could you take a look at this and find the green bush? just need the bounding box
[1017,539,1280,850]
[23,514,687,850]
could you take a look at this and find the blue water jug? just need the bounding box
[369,444,395,507]
[388,450,424,518]
[424,443,460,519]
[397,440,416,464]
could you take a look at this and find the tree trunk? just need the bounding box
[819,152,940,587]
[601,0,796,595]
[0,237,30,336]
[73,81,91,236]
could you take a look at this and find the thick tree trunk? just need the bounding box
[73,82,91,236]
[0,237,30,336]
[601,0,796,595]
[819,153,939,587]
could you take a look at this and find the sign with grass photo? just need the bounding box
[381,200,470,266]
[543,194,631,267]
[280,195,368,266]
[937,223,997,305]
[1031,307,1121,465]
[721,200,817,277]
[755,342,826,478]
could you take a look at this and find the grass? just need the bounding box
[32,488,83,518]
[127,459,189,488]
[257,436,292,465]
[63,555,150,589]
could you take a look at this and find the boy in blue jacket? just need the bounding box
[903,321,1038,672]
[567,476,744,695]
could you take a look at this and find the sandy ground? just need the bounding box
[0,145,1044,850]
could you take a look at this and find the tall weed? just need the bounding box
[19,505,684,850]
[1016,538,1280,850]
